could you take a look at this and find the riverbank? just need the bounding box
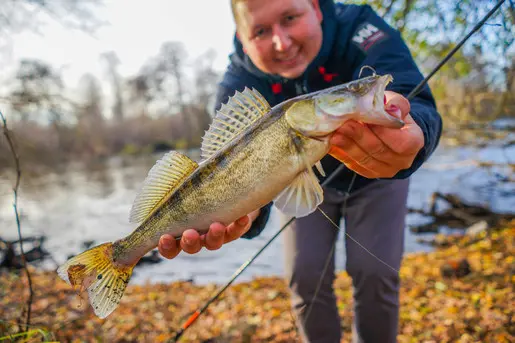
[1,220,513,342]
[1,138,514,286]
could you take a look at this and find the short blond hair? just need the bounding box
[230,0,246,26]
[231,0,315,26]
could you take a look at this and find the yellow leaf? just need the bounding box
[447,306,459,314]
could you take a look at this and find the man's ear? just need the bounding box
[311,0,323,22]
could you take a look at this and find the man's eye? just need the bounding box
[285,15,297,22]
[255,28,266,37]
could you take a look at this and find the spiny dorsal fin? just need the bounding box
[200,87,270,160]
[129,151,198,224]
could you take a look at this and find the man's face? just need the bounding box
[235,0,323,79]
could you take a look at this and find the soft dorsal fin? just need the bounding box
[200,87,270,160]
[129,151,198,224]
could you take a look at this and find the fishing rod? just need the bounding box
[170,1,505,341]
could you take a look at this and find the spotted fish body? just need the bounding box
[114,106,328,265]
[57,74,403,318]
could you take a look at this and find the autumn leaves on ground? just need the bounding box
[1,221,513,343]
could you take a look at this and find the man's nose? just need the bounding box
[271,26,292,52]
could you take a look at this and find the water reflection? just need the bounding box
[0,145,513,285]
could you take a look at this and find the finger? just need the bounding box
[225,215,250,243]
[329,146,381,178]
[329,128,400,176]
[384,91,410,119]
[204,222,226,251]
[180,229,202,254]
[369,114,424,157]
[158,234,181,260]
[333,120,405,165]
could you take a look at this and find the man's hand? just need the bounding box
[157,210,260,259]
[328,90,424,178]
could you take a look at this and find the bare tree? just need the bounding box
[76,73,104,124]
[126,75,151,118]
[74,73,107,157]
[0,0,104,34]
[101,51,124,122]
[192,49,220,138]
[140,41,193,143]
[193,49,219,111]
[9,59,66,123]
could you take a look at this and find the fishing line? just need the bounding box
[301,172,356,326]
[303,203,401,327]
[169,165,346,342]
[317,206,400,276]
[359,65,377,78]
[407,0,506,100]
[169,1,506,340]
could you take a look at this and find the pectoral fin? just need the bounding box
[274,168,324,218]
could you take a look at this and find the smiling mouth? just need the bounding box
[275,48,300,63]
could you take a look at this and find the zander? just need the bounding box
[57,74,403,318]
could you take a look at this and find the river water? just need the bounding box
[0,142,513,285]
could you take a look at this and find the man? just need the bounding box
[158,0,442,342]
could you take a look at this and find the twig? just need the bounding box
[0,109,33,331]
[382,0,396,18]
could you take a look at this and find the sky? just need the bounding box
[1,0,238,90]
[1,0,510,97]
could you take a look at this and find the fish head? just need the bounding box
[315,74,405,130]
[285,74,405,138]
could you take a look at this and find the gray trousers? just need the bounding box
[283,178,410,343]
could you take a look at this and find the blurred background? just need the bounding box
[0,0,513,285]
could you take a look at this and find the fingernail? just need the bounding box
[183,237,191,245]
[237,216,249,226]
[386,104,402,119]
[161,237,172,249]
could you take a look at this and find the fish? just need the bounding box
[57,73,403,318]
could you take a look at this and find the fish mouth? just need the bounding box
[364,74,392,112]
[314,74,404,129]
[375,74,392,107]
[358,74,405,129]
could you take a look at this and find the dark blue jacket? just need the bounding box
[214,1,442,239]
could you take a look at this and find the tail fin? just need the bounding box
[57,242,134,319]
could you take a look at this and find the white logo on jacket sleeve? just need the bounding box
[352,23,388,52]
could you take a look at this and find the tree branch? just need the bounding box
[382,0,396,18]
[0,109,33,331]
